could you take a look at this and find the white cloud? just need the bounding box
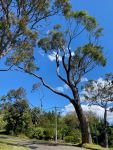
[48,52,62,61]
[56,86,64,92]
[62,103,74,115]
[56,84,69,92]
[62,103,113,123]
[48,51,75,62]
[71,52,75,56]
[81,77,88,82]
[38,50,45,56]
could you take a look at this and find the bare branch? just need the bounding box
[18,66,72,101]
[55,53,68,85]
[0,65,13,72]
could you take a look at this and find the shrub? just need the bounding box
[0,115,7,130]
[64,136,75,143]
[27,127,54,140]
[26,127,44,139]
[69,129,81,143]
[43,128,54,140]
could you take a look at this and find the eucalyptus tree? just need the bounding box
[7,10,106,143]
[0,87,26,109]
[83,74,113,147]
[1,1,106,144]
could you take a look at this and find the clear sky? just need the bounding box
[0,0,113,112]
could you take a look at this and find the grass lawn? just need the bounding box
[83,143,113,150]
[0,143,29,150]
[0,134,30,150]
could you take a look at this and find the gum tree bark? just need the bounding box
[71,88,92,144]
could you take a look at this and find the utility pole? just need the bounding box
[55,107,58,144]
[45,106,64,144]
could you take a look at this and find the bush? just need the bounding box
[0,116,7,130]
[27,127,54,140]
[26,127,44,139]
[64,129,81,144]
[64,136,75,143]
[43,128,54,140]
[69,129,81,143]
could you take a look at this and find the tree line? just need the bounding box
[0,87,113,147]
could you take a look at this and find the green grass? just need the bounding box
[0,143,29,150]
[0,134,30,150]
[82,143,113,150]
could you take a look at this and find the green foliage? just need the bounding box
[28,127,44,139]
[69,129,81,143]
[37,10,106,90]
[64,136,75,143]
[43,128,54,140]
[68,10,98,31]
[1,87,26,102]
[108,127,113,147]
[53,24,62,30]
[54,0,71,16]
[4,99,32,135]
[64,129,81,144]
[0,0,72,72]
[27,127,54,140]
[82,43,106,66]
[31,107,41,125]
[38,30,66,52]
[82,143,113,150]
[0,116,7,130]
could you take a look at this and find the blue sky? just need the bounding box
[0,0,113,112]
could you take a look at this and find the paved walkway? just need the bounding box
[19,140,87,150]
[0,135,88,150]
[28,144,86,150]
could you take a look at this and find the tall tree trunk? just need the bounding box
[71,99,92,144]
[104,108,108,148]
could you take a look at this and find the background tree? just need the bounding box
[0,87,32,135]
[83,73,113,147]
[4,99,32,135]
[31,107,41,126]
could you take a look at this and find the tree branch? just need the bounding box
[18,66,73,101]
[55,54,69,85]
[0,65,13,72]
[0,47,12,59]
